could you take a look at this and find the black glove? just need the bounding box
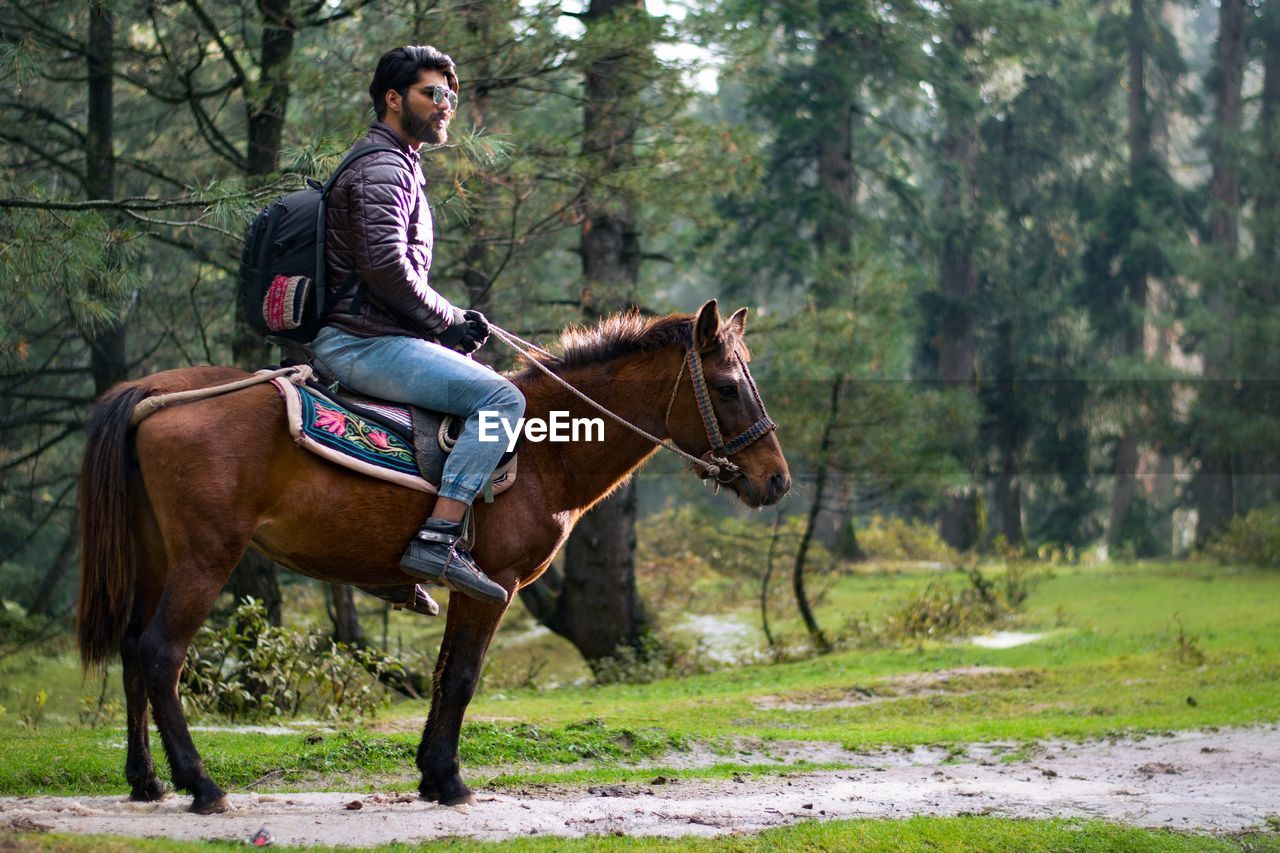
[463,309,490,350]
[436,307,481,353]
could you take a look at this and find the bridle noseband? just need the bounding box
[666,345,777,485]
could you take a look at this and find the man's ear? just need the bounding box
[728,307,748,336]
[694,300,721,352]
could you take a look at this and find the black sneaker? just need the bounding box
[400,519,508,604]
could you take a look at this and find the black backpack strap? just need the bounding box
[322,144,403,197]
[313,143,402,321]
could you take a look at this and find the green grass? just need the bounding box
[0,723,685,796]
[455,561,1280,747]
[3,818,1277,851]
[2,561,1278,801]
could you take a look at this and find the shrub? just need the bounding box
[877,562,1036,643]
[1205,503,1280,568]
[856,514,957,562]
[181,597,402,722]
[0,602,58,656]
[636,506,820,611]
[591,632,720,686]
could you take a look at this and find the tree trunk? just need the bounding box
[223,549,283,625]
[458,3,500,323]
[520,481,646,673]
[1245,4,1280,508]
[84,0,127,396]
[804,2,862,553]
[936,35,980,387]
[791,378,844,653]
[328,584,365,646]
[1197,0,1245,545]
[1109,0,1153,551]
[528,0,651,669]
[759,511,783,649]
[991,321,1023,547]
[1260,4,1280,269]
[228,0,297,620]
[936,24,981,551]
[812,0,856,298]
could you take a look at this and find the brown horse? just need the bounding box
[77,299,790,814]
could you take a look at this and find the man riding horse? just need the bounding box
[311,45,523,606]
[75,43,790,815]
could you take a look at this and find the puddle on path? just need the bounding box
[970,631,1047,649]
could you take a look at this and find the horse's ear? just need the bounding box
[728,307,748,335]
[694,299,721,351]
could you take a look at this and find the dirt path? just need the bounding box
[2,726,1276,845]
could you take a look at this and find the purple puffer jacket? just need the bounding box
[323,123,455,340]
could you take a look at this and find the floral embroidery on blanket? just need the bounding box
[304,399,415,471]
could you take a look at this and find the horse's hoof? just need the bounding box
[442,791,476,807]
[419,778,473,805]
[129,779,168,802]
[190,794,230,815]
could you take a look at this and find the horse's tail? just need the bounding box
[77,382,149,673]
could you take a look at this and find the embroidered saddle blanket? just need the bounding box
[270,375,516,499]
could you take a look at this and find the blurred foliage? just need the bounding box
[1204,503,1280,569]
[180,598,402,722]
[855,514,959,563]
[590,632,720,686]
[844,556,1040,647]
[0,602,58,655]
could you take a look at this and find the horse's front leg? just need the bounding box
[417,592,509,805]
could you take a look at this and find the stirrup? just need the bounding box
[355,583,440,617]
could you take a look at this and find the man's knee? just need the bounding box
[483,381,524,420]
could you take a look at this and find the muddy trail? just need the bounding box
[2,727,1276,846]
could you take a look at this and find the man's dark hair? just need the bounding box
[369,45,459,120]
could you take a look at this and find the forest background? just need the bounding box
[1,0,1278,675]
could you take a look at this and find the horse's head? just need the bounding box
[667,300,791,508]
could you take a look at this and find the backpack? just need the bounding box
[238,144,399,343]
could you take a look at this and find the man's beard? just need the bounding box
[403,104,448,145]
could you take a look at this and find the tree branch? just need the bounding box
[0,425,79,474]
[302,0,385,28]
[184,0,248,88]
[0,197,223,212]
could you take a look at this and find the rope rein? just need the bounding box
[487,324,727,479]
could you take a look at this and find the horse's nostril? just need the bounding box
[767,472,789,501]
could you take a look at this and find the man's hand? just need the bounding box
[437,307,489,354]
[463,310,490,350]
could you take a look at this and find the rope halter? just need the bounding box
[666,344,777,485]
[490,323,776,488]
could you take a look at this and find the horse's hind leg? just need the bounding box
[123,516,166,801]
[123,604,165,801]
[417,594,509,805]
[139,561,239,814]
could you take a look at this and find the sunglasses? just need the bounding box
[421,84,458,111]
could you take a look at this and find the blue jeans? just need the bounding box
[311,326,525,506]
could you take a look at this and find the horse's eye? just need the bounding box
[717,384,738,399]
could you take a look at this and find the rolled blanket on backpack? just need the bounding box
[263,274,313,332]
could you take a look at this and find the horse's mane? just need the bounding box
[514,311,742,380]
